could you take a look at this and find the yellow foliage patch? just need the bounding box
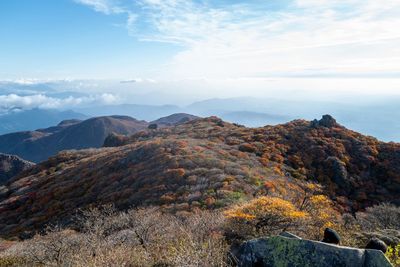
[224,196,308,222]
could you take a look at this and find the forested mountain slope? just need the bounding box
[0,115,399,238]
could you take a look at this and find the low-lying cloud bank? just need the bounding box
[0,93,120,113]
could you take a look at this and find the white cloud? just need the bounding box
[0,93,120,112]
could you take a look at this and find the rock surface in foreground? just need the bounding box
[236,234,392,267]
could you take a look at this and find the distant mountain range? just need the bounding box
[0,109,87,135]
[0,113,199,163]
[218,111,290,127]
[77,104,182,121]
[1,96,400,142]
[185,97,400,142]
[75,97,400,142]
[76,101,293,128]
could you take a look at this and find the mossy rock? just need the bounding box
[236,234,392,267]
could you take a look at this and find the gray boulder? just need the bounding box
[322,227,341,244]
[363,229,400,247]
[236,235,392,267]
[311,115,338,128]
[366,238,388,253]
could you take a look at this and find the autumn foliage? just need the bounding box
[0,115,399,239]
[225,196,308,238]
[224,192,340,241]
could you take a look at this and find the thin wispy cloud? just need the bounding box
[74,0,123,14]
[74,0,400,80]
[74,0,138,31]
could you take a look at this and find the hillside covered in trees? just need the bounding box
[0,115,399,239]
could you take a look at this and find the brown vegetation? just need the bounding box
[1,202,399,266]
[0,115,399,252]
[0,207,229,267]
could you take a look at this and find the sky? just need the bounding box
[0,0,400,103]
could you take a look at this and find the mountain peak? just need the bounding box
[0,116,149,163]
[311,115,338,128]
[150,113,200,126]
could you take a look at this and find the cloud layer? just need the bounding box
[0,93,119,113]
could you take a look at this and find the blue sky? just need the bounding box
[0,0,181,79]
[0,0,399,97]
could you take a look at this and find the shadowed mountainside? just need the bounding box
[0,153,34,184]
[0,116,149,163]
[0,113,201,163]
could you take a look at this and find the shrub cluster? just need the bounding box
[0,207,230,267]
[1,202,400,266]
